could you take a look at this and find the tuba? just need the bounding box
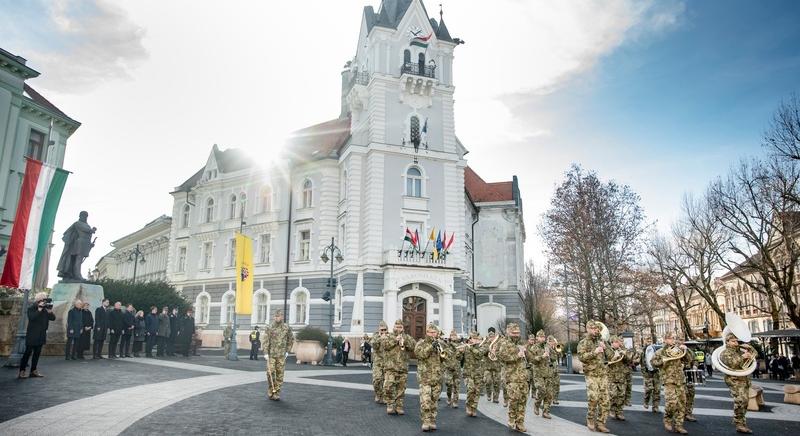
[711,312,757,377]
[644,344,661,371]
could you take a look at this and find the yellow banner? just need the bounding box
[235,232,253,314]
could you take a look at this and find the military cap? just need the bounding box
[586,320,599,329]
[663,331,675,340]
[274,309,283,317]
[536,329,546,338]
[449,329,458,338]
[469,331,481,339]
[725,332,738,342]
[379,320,388,329]
[547,335,557,343]
[506,323,520,332]
[394,319,404,326]
[426,322,438,331]
[610,335,622,343]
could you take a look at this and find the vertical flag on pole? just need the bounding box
[235,232,253,314]
[1,159,68,289]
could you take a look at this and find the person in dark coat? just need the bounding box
[341,338,351,367]
[167,307,179,356]
[133,310,146,357]
[156,306,171,357]
[93,298,109,359]
[65,299,84,360]
[145,306,159,357]
[120,304,135,358]
[79,303,94,359]
[107,302,124,358]
[177,308,196,358]
[19,292,56,378]
[249,326,261,360]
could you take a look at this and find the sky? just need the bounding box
[1,0,799,286]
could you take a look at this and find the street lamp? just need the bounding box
[128,244,146,283]
[320,236,343,366]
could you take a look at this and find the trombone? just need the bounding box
[456,336,486,350]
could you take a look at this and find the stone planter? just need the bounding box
[295,340,325,365]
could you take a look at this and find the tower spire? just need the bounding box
[439,3,443,21]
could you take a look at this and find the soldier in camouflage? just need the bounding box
[222,324,232,357]
[546,336,563,407]
[577,320,615,433]
[415,323,445,432]
[528,330,549,416]
[534,332,559,419]
[463,331,485,416]
[624,343,637,407]
[378,319,415,415]
[527,335,539,402]
[650,331,692,434]
[371,321,389,404]
[720,333,754,434]
[607,335,631,421]
[679,338,697,423]
[444,329,463,408]
[262,310,294,401]
[497,323,533,433]
[640,338,662,413]
[484,327,503,403]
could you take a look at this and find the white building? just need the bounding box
[94,215,172,283]
[157,0,525,343]
[0,47,80,288]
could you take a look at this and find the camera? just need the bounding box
[39,298,53,310]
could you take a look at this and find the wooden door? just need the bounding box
[402,296,427,339]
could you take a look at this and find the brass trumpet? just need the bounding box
[432,339,448,359]
[456,336,486,350]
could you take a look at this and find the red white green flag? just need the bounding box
[1,159,69,289]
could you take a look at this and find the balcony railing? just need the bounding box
[353,70,370,86]
[384,249,448,266]
[401,62,436,79]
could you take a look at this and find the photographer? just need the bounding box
[18,292,56,378]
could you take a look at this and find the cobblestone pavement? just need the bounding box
[2,355,798,436]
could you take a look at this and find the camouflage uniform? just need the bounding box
[484,332,503,402]
[529,330,550,416]
[624,347,637,406]
[650,335,692,433]
[444,330,464,408]
[378,320,415,415]
[463,331,485,416]
[527,337,540,401]
[577,321,615,432]
[222,324,232,356]
[720,335,752,433]
[534,335,559,418]
[262,312,294,400]
[497,323,533,432]
[548,336,563,405]
[607,337,631,420]
[415,324,445,431]
[640,345,662,412]
[371,321,388,403]
[682,347,698,422]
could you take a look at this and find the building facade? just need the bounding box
[0,47,80,288]
[164,0,525,344]
[93,216,172,283]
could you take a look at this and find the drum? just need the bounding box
[685,368,705,386]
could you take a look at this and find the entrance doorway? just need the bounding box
[402,296,427,339]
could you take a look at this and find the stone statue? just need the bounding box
[56,211,96,282]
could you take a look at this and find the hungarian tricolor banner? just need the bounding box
[1,159,68,289]
[410,32,432,48]
[234,232,254,314]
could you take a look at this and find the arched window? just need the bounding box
[334,286,343,325]
[406,166,423,197]
[222,292,235,326]
[253,290,270,325]
[403,49,411,65]
[302,179,313,208]
[240,193,247,218]
[260,185,272,213]
[196,292,210,324]
[205,198,215,223]
[409,115,421,147]
[229,194,238,219]
[182,204,190,228]
[290,288,310,325]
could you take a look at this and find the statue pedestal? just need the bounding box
[44,282,105,355]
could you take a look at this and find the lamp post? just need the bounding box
[129,244,145,283]
[320,237,343,366]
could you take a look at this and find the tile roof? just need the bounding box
[464,166,514,203]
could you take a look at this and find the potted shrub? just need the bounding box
[295,326,327,364]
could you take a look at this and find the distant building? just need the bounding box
[0,47,81,287]
[94,216,171,283]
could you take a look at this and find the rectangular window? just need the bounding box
[228,238,237,267]
[26,129,45,160]
[178,247,187,272]
[259,234,271,264]
[203,242,213,269]
[299,230,310,261]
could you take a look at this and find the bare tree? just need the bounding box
[520,261,557,335]
[764,93,800,162]
[647,232,698,339]
[539,165,648,327]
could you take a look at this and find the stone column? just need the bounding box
[441,291,453,333]
[383,288,398,323]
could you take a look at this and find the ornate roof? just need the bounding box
[464,166,514,203]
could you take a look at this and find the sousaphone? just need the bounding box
[711,312,757,377]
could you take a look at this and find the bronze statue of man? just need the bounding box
[56,211,96,281]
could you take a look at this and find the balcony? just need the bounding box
[401,62,436,79]
[384,249,450,267]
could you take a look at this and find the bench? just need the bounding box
[748,385,764,411]
[785,385,800,405]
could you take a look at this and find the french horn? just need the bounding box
[661,344,687,362]
[711,312,757,377]
[607,348,625,365]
